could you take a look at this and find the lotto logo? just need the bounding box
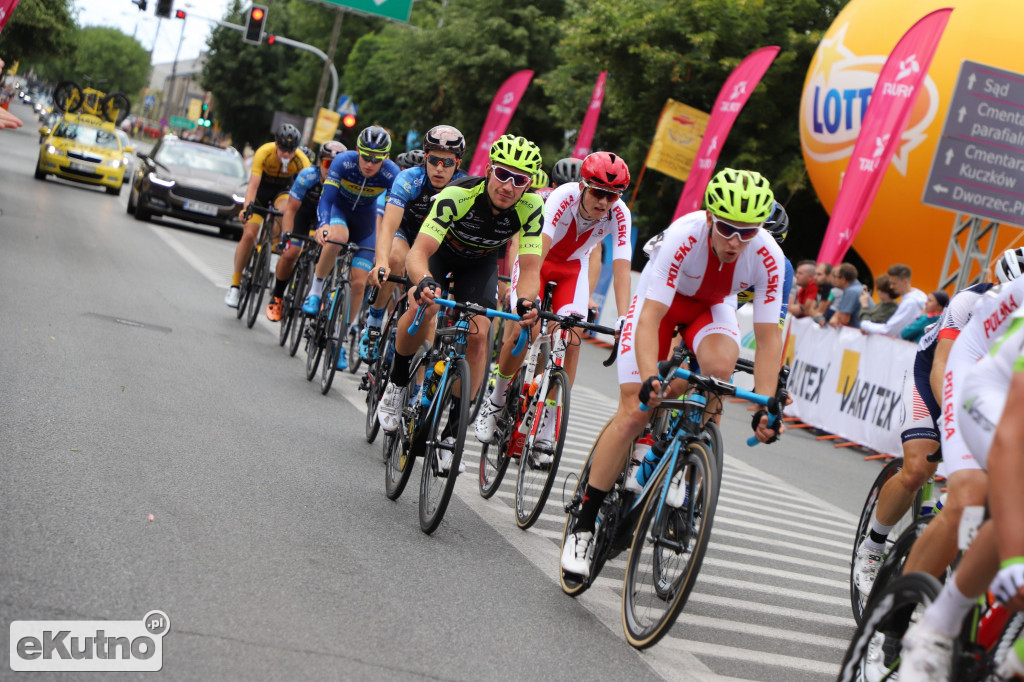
[10,611,169,672]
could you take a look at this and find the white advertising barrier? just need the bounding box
[783,318,916,456]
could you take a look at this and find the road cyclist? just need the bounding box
[361,125,467,363]
[375,133,546,476]
[559,167,787,579]
[225,123,310,308]
[301,125,400,371]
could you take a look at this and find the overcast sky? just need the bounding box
[74,0,234,65]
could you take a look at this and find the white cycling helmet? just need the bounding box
[995,247,1024,284]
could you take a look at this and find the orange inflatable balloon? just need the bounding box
[800,0,1024,290]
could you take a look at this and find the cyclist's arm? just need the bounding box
[516,253,542,307]
[612,258,631,318]
[405,232,441,288]
[636,300,670,381]
[930,337,954,400]
[242,172,261,215]
[281,195,301,238]
[752,321,783,397]
[540,233,552,261]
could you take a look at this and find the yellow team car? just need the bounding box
[35,112,131,195]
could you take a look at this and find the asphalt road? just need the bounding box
[1,115,885,681]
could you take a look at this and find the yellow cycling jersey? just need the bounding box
[250,142,310,183]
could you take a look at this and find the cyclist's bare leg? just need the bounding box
[233,219,261,274]
[903,469,988,576]
[314,224,349,280]
[693,332,740,420]
[270,193,288,243]
[395,295,436,356]
[874,438,940,526]
[466,317,492,397]
[350,266,369,319]
[275,241,302,282]
[589,383,651,491]
[951,519,1000,597]
[373,238,409,311]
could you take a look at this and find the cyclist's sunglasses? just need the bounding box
[583,181,622,203]
[425,154,458,168]
[491,164,531,188]
[359,152,387,164]
[711,215,762,242]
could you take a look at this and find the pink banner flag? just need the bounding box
[468,70,535,176]
[572,70,608,159]
[817,8,953,266]
[672,46,780,220]
[0,0,22,37]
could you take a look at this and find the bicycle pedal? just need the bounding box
[358,375,370,391]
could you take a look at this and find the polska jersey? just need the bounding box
[419,176,544,260]
[642,210,785,325]
[542,182,631,264]
[317,150,400,225]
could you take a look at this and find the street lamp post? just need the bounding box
[161,14,187,122]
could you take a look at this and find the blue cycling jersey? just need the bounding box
[382,166,468,240]
[288,166,323,232]
[317,151,399,227]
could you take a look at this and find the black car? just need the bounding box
[128,136,247,238]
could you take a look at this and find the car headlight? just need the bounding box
[148,172,175,188]
[232,193,245,204]
[108,159,122,169]
[45,145,61,156]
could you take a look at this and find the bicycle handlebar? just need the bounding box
[245,203,284,219]
[407,297,528,354]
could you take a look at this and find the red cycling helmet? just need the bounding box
[581,152,630,192]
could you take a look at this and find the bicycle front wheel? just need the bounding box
[321,282,350,395]
[419,357,470,534]
[279,259,306,347]
[235,244,258,320]
[515,367,570,530]
[365,317,397,444]
[837,572,942,682]
[622,439,718,649]
[478,372,522,499]
[246,242,270,329]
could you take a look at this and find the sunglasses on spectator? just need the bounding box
[582,181,622,203]
[426,154,458,168]
[711,215,762,242]
[360,153,386,164]
[491,165,532,188]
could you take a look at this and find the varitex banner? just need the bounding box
[817,8,953,266]
[784,318,915,455]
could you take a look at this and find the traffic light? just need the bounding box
[155,0,172,19]
[197,101,211,127]
[132,0,148,11]
[244,5,267,45]
[174,9,185,19]
[342,114,357,128]
[266,34,276,45]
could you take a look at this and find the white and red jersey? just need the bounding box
[542,182,631,265]
[641,211,785,325]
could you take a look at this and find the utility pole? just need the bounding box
[161,14,187,122]
[312,7,343,119]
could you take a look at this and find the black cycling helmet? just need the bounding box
[299,145,313,161]
[275,123,301,152]
[422,124,466,156]
[763,201,789,244]
[318,140,346,164]
[395,152,411,169]
[552,157,583,185]
[357,125,391,155]
[406,149,425,167]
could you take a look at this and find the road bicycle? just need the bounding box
[477,280,618,530]
[359,270,413,445]
[382,287,527,534]
[302,241,373,395]
[559,346,788,648]
[470,274,513,422]
[850,449,945,624]
[237,203,282,329]
[839,570,1024,681]
[276,232,320,355]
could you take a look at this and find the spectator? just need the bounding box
[860,263,928,337]
[810,261,834,320]
[789,260,818,318]
[901,290,949,342]
[824,262,864,328]
[859,273,900,324]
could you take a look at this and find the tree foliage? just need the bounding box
[0,0,76,65]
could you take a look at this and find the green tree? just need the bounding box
[544,0,847,263]
[0,0,76,65]
[60,27,149,95]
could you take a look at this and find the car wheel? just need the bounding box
[134,193,152,221]
[106,183,122,196]
[34,162,46,181]
[126,185,136,214]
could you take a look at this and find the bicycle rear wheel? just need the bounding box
[384,346,429,500]
[235,245,258,320]
[321,282,350,395]
[288,258,314,356]
[347,293,370,375]
[478,372,522,499]
[246,242,270,329]
[419,357,470,534]
[279,259,304,347]
[470,317,503,422]
[700,421,723,488]
[837,572,943,682]
[515,367,570,530]
[622,439,718,649]
[365,316,397,444]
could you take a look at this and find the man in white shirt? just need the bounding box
[860,263,927,337]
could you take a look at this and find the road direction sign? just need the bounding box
[169,116,196,130]
[144,94,156,109]
[923,59,1024,227]
[317,0,412,22]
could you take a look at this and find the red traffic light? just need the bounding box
[250,7,264,20]
[175,9,185,18]
[342,114,356,128]
[267,34,275,45]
